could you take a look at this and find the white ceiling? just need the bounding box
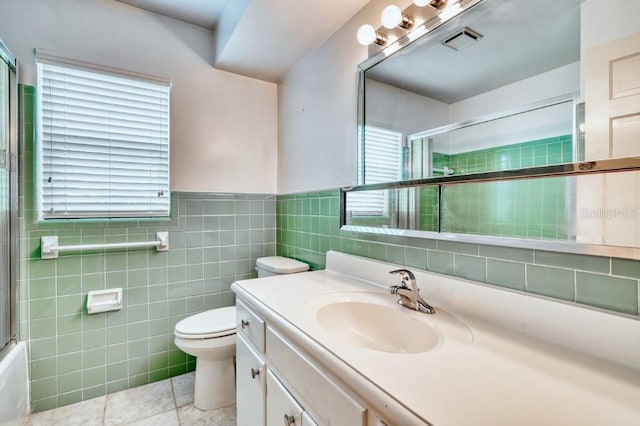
[115,0,229,29]
[114,0,370,82]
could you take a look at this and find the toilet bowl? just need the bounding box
[174,306,236,411]
[174,256,309,411]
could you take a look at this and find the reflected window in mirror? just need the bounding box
[346,187,440,231]
[350,125,402,224]
[358,125,403,185]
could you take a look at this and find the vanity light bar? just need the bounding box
[357,0,482,47]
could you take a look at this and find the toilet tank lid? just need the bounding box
[175,306,236,336]
[256,256,309,274]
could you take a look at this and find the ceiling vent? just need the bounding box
[441,27,483,51]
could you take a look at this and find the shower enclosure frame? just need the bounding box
[0,39,18,358]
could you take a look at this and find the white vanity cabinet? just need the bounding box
[233,252,640,426]
[236,334,265,426]
[236,299,318,426]
[236,298,371,426]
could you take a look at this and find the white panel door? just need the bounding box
[577,31,640,246]
[585,31,640,159]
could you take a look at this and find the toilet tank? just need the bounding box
[256,256,309,277]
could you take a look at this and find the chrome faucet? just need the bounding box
[389,269,435,314]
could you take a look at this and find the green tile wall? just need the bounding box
[432,135,573,238]
[277,190,640,319]
[419,187,439,232]
[18,86,276,412]
[441,177,569,239]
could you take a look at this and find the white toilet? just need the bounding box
[255,256,309,277]
[174,256,309,411]
[174,306,236,410]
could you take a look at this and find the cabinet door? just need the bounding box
[266,370,303,426]
[267,326,366,426]
[237,334,265,426]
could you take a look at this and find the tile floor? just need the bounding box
[24,372,236,425]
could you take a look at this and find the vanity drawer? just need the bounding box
[237,299,265,353]
[266,326,366,426]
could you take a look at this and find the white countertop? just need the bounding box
[232,252,640,425]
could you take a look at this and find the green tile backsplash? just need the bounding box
[18,85,276,412]
[277,190,640,319]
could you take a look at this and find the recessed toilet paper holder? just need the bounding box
[87,288,123,314]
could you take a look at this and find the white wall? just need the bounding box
[373,62,579,154]
[580,0,640,52]
[365,79,449,136]
[442,62,579,154]
[277,0,404,194]
[448,62,579,123]
[0,0,278,194]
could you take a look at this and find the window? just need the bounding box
[37,58,170,219]
[350,125,403,216]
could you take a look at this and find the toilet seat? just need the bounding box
[175,306,236,339]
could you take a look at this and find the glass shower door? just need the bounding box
[0,41,16,355]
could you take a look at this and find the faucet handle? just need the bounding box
[388,285,402,295]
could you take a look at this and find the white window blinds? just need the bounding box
[37,61,170,219]
[350,126,403,215]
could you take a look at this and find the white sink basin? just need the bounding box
[315,300,440,353]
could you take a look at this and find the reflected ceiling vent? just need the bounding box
[441,27,483,51]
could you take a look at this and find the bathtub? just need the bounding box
[0,342,29,425]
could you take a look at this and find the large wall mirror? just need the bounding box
[345,0,640,259]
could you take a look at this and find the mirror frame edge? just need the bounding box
[347,137,640,260]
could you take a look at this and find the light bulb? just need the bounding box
[440,1,461,19]
[357,24,377,45]
[356,24,387,46]
[413,0,431,6]
[381,5,403,29]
